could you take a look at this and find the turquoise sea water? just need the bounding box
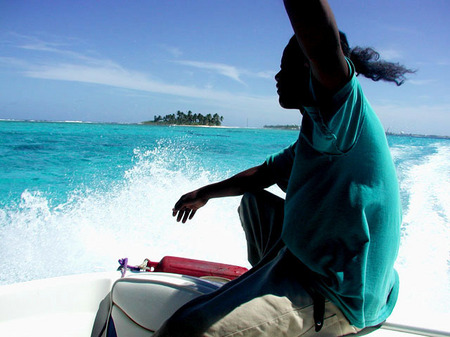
[0,120,449,330]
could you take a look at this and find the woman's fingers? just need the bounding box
[176,209,185,222]
[182,210,190,223]
[174,208,196,223]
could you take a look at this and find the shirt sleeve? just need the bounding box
[301,59,365,155]
[265,141,296,192]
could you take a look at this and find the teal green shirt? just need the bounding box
[266,61,401,328]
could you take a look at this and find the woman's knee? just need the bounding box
[238,192,257,221]
[238,190,284,220]
[239,191,258,207]
[239,190,275,213]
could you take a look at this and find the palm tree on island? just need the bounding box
[144,110,224,126]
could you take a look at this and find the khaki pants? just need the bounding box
[155,191,360,337]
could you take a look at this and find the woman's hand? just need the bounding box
[172,163,274,223]
[172,189,208,223]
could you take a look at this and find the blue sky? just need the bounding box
[1,0,449,135]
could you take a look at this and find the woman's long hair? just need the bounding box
[339,32,415,86]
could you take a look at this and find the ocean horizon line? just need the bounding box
[1,118,449,140]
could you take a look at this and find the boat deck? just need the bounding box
[1,272,449,336]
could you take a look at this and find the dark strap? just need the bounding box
[91,293,112,337]
[312,292,325,332]
[278,249,326,333]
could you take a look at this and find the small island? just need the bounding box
[143,110,224,126]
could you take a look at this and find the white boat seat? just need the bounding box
[92,272,222,337]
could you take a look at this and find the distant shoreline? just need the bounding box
[263,124,300,130]
[263,124,450,140]
[1,119,449,139]
[385,132,450,140]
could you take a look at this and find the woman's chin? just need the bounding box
[278,98,300,110]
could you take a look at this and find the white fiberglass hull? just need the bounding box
[0,272,119,337]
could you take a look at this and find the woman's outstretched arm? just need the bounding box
[283,0,349,93]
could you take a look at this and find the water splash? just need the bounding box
[0,140,249,285]
[390,142,450,329]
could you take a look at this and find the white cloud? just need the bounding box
[2,35,233,100]
[175,60,244,84]
[160,45,183,58]
[253,70,275,79]
[0,56,30,68]
[378,48,403,61]
[11,34,108,66]
[383,24,421,36]
[409,79,437,86]
[175,60,275,83]
[437,59,450,66]
[22,61,219,99]
[6,56,277,114]
[19,39,69,53]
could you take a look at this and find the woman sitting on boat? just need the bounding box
[158,0,413,335]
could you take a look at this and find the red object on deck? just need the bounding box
[147,256,248,280]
